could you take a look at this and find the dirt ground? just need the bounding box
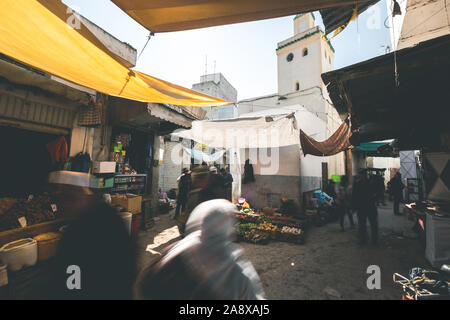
[135,201,429,300]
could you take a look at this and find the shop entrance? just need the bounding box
[0,126,68,196]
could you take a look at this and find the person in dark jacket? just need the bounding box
[352,170,378,244]
[221,167,234,201]
[52,202,136,300]
[176,166,228,234]
[336,175,355,231]
[390,172,404,215]
[375,172,386,206]
[243,159,255,184]
[208,166,227,199]
[173,168,192,219]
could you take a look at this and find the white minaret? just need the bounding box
[276,13,335,97]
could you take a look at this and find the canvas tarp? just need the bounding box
[0,0,229,107]
[171,113,300,149]
[353,141,389,152]
[112,0,373,33]
[300,118,351,156]
[182,145,225,163]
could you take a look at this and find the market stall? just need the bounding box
[233,198,307,245]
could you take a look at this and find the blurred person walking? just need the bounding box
[336,175,355,231]
[221,167,234,201]
[135,199,265,300]
[52,202,136,299]
[375,172,386,206]
[352,170,379,245]
[390,172,404,215]
[173,168,191,220]
[176,166,227,233]
[208,166,226,199]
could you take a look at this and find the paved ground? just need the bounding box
[135,201,429,300]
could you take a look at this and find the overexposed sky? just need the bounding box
[63,0,392,101]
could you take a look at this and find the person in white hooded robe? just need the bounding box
[135,199,265,300]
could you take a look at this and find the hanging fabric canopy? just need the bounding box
[320,0,379,37]
[182,145,225,163]
[300,118,351,156]
[111,0,372,33]
[353,141,389,152]
[0,0,229,107]
[171,113,300,149]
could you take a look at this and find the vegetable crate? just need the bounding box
[274,230,304,244]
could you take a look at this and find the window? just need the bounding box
[286,53,294,62]
[302,48,308,57]
[295,81,300,91]
[325,51,327,58]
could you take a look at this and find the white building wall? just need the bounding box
[372,156,401,185]
[278,40,322,96]
[397,0,450,50]
[158,140,184,192]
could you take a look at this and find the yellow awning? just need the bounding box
[111,0,370,33]
[0,0,230,107]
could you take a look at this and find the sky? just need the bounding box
[63,0,392,101]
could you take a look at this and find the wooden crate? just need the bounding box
[111,194,142,214]
[273,230,304,244]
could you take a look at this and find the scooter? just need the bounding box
[393,265,450,300]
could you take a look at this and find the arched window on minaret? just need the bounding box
[302,48,308,57]
[295,81,300,91]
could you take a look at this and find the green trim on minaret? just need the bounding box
[276,29,320,51]
[276,28,334,53]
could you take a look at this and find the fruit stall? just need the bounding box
[234,199,306,245]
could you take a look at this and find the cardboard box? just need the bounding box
[92,161,116,174]
[111,194,142,214]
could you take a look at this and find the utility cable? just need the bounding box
[137,32,155,62]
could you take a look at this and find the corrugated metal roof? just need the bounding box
[321,34,450,148]
[0,92,75,129]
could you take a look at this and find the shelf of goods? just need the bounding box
[112,174,147,195]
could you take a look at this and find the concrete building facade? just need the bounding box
[192,73,238,120]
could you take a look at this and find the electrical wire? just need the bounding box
[137,32,155,62]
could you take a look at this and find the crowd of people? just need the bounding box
[47,165,406,300]
[172,165,233,221]
[47,164,264,300]
[326,170,405,245]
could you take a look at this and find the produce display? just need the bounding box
[234,202,305,245]
[0,194,57,232]
[257,222,278,232]
[243,229,270,244]
[240,208,256,215]
[281,226,303,235]
[258,215,273,224]
[236,223,257,237]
